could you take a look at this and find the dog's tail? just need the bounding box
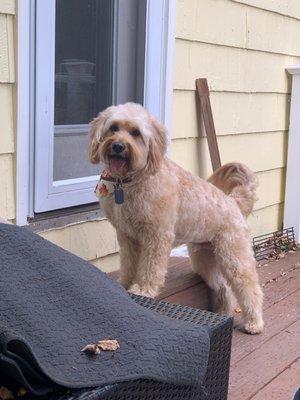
[208,162,257,217]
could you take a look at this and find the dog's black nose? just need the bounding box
[112,142,125,154]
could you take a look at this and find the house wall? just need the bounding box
[172,0,300,237]
[0,0,15,222]
[1,0,300,274]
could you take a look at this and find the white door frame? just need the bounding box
[16,0,176,224]
[284,65,300,242]
[16,0,35,225]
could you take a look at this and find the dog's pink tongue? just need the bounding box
[109,158,126,172]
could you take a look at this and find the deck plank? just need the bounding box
[228,320,300,400]
[250,358,300,400]
[231,290,300,365]
[162,282,210,309]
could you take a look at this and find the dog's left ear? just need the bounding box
[147,117,168,175]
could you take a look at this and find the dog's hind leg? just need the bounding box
[187,243,237,315]
[212,228,264,334]
[117,230,139,289]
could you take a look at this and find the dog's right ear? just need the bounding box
[88,113,106,164]
[147,117,168,175]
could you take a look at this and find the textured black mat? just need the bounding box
[0,224,210,396]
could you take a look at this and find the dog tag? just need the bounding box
[114,182,124,204]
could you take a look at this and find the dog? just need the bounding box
[88,102,264,334]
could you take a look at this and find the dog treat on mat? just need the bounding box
[81,339,120,355]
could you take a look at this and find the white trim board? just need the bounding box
[144,0,176,140]
[16,0,35,225]
[284,65,300,242]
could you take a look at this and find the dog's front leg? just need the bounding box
[128,231,173,298]
[117,230,139,289]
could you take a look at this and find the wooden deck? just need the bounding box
[159,252,300,400]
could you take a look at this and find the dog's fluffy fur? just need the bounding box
[89,102,264,334]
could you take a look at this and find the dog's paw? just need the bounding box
[127,284,157,298]
[243,317,264,334]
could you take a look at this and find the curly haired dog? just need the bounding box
[89,102,264,334]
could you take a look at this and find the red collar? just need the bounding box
[100,170,132,184]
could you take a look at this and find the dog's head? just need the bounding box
[88,103,167,177]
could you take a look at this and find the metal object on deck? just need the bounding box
[253,227,296,261]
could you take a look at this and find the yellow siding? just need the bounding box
[248,203,284,237]
[0,4,15,222]
[0,154,15,219]
[255,168,286,211]
[174,39,300,93]
[172,132,287,177]
[91,253,120,274]
[0,13,14,83]
[177,0,300,56]
[39,219,118,261]
[0,84,14,154]
[172,0,297,237]
[232,1,300,20]
[173,91,289,139]
[176,0,246,48]
[0,0,15,15]
[246,6,300,56]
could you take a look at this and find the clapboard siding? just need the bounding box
[232,0,300,20]
[0,0,15,15]
[172,90,289,139]
[172,132,287,177]
[39,219,119,262]
[174,39,300,93]
[246,6,300,56]
[176,0,246,49]
[0,154,15,219]
[91,253,120,274]
[0,6,15,222]
[177,0,300,56]
[248,203,284,237]
[0,83,14,154]
[0,13,14,83]
[255,168,286,211]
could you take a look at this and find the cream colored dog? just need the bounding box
[89,102,264,334]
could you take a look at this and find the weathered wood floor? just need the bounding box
[159,252,300,400]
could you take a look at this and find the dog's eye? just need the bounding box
[110,124,119,132]
[131,129,141,137]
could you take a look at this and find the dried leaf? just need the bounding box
[0,387,13,400]
[81,339,120,355]
[234,307,242,314]
[98,339,120,351]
